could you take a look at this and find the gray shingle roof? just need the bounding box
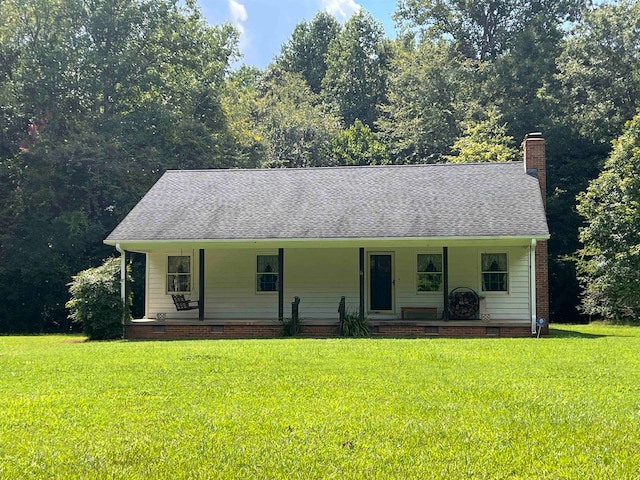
[105,162,549,242]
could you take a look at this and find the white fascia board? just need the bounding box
[105,234,550,252]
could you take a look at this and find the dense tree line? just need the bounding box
[1,0,639,331]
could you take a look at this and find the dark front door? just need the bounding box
[370,254,393,311]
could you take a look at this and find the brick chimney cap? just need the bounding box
[526,132,544,139]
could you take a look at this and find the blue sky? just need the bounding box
[198,0,398,69]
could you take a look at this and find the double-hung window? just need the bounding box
[167,255,191,293]
[417,253,443,292]
[481,253,508,292]
[257,255,278,292]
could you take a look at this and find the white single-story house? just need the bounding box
[105,133,549,338]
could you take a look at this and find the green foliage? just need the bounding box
[340,311,370,337]
[395,0,586,61]
[276,12,341,94]
[377,39,466,163]
[446,108,519,163]
[256,68,341,168]
[331,120,389,166]
[3,326,640,477]
[322,10,390,129]
[2,0,640,332]
[66,257,130,339]
[556,1,640,143]
[280,317,301,337]
[0,0,239,332]
[577,113,640,322]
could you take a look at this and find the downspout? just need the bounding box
[530,239,537,335]
[115,243,127,327]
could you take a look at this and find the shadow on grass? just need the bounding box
[549,327,607,339]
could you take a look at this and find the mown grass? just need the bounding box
[1,324,640,479]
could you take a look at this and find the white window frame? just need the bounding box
[167,255,192,294]
[256,254,279,294]
[416,253,443,293]
[481,252,509,293]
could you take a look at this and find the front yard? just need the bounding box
[1,324,639,479]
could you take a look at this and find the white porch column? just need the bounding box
[116,243,126,323]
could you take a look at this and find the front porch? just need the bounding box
[118,239,547,339]
[125,317,534,340]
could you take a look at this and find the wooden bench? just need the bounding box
[171,294,199,311]
[401,307,437,320]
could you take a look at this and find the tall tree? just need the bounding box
[395,0,585,61]
[322,10,390,129]
[445,108,519,163]
[377,39,468,163]
[275,12,341,94]
[0,0,238,332]
[331,119,389,166]
[394,0,588,140]
[577,113,640,322]
[556,0,640,144]
[256,68,341,168]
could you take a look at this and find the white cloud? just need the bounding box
[322,0,361,20]
[229,0,248,33]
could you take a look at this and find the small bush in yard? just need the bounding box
[66,257,131,340]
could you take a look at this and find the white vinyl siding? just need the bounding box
[204,250,279,319]
[284,248,359,319]
[143,245,531,322]
[147,251,200,319]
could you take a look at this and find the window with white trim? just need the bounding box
[481,253,508,292]
[417,253,443,292]
[257,255,278,292]
[167,255,191,293]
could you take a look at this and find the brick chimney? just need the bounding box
[523,132,546,204]
[523,132,549,330]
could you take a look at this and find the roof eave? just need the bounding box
[105,234,550,252]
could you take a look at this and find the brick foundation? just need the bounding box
[125,322,535,340]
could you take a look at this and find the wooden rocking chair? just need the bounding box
[171,294,199,311]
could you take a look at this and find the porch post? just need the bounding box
[443,246,449,320]
[199,249,205,321]
[116,243,127,325]
[359,248,365,317]
[278,248,284,322]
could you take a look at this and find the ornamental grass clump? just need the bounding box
[341,311,370,337]
[66,257,130,340]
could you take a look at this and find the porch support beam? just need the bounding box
[115,243,127,327]
[443,246,449,320]
[359,248,365,317]
[278,248,284,322]
[199,249,205,321]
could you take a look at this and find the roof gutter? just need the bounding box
[104,234,550,247]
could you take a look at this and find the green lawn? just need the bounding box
[1,324,640,479]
